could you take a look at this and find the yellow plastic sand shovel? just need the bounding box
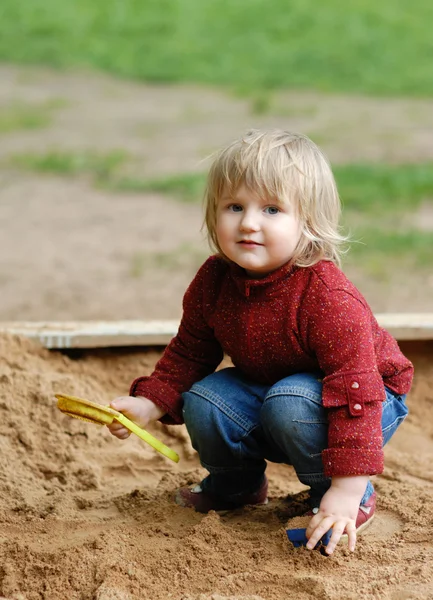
[55,393,179,463]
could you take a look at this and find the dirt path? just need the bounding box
[0,65,432,321]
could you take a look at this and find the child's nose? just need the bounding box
[240,211,260,231]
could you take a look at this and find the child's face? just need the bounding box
[216,184,302,278]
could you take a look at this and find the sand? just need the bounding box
[0,333,432,600]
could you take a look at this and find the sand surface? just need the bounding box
[0,333,432,600]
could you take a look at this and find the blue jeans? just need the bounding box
[182,368,408,507]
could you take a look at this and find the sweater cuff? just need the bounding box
[129,376,184,425]
[322,448,384,477]
[322,370,385,411]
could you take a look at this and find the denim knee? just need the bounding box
[182,388,217,452]
[182,383,253,469]
[382,388,409,445]
[262,373,325,431]
[260,374,328,464]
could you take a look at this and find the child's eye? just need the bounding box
[264,206,280,215]
[229,204,243,212]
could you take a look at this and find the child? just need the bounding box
[108,130,413,555]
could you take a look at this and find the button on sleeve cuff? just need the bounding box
[322,370,386,413]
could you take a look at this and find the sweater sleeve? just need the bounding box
[129,258,224,424]
[304,281,386,477]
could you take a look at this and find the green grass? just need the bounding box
[107,164,433,213]
[108,173,207,202]
[0,1,432,96]
[9,153,433,212]
[0,100,66,134]
[7,149,432,268]
[337,164,433,212]
[348,229,432,266]
[10,149,127,182]
[110,164,433,270]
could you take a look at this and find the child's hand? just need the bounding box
[305,476,368,555]
[107,396,166,439]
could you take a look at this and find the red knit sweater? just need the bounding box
[131,256,413,477]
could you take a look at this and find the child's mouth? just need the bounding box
[238,240,262,246]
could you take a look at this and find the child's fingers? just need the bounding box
[110,396,134,412]
[107,421,131,439]
[305,512,325,539]
[116,429,131,439]
[306,516,334,550]
[108,420,124,432]
[324,521,346,555]
[345,522,357,552]
[112,428,131,439]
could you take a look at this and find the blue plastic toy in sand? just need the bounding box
[286,527,332,549]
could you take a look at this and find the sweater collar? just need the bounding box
[228,260,296,297]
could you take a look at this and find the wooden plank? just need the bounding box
[375,313,433,341]
[0,320,179,349]
[0,314,432,349]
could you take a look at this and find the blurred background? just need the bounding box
[0,0,432,322]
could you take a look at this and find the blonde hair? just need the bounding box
[204,129,348,267]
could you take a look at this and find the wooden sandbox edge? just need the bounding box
[0,314,432,349]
